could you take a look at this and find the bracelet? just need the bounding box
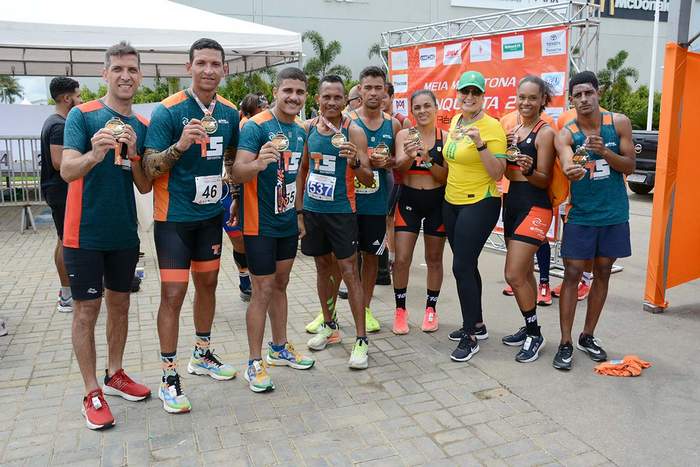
[128,154,141,162]
[351,158,361,169]
[476,143,487,152]
[296,210,304,215]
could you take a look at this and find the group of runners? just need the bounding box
[40,37,634,430]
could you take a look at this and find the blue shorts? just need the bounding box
[220,187,242,238]
[561,222,631,260]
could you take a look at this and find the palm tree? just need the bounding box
[302,30,352,81]
[597,50,639,112]
[0,75,23,104]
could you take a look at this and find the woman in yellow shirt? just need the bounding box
[443,71,507,362]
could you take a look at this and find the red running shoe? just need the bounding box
[103,369,151,401]
[392,308,409,335]
[551,281,591,301]
[537,283,553,306]
[81,389,114,430]
[421,307,439,332]
[502,285,514,296]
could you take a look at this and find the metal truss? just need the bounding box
[380,1,600,72]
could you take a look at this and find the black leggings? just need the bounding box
[443,197,501,334]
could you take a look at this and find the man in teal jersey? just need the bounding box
[143,38,239,413]
[294,75,374,369]
[61,41,152,430]
[349,66,402,332]
[231,67,315,393]
[552,71,635,371]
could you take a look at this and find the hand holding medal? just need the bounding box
[189,89,218,157]
[104,117,127,164]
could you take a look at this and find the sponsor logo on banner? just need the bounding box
[393,74,408,94]
[391,50,408,70]
[470,40,491,63]
[501,36,525,60]
[419,47,437,68]
[443,43,463,65]
[541,72,565,96]
[394,98,409,117]
[542,30,566,56]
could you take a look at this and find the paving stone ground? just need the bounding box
[0,205,615,467]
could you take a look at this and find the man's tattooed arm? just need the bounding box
[143,145,183,180]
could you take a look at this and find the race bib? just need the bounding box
[307,173,337,201]
[275,181,296,214]
[193,175,222,205]
[590,159,611,180]
[355,170,380,195]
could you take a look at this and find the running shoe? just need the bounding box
[502,326,527,347]
[450,336,479,362]
[552,343,574,371]
[103,369,151,401]
[502,285,514,296]
[338,284,348,300]
[537,283,552,306]
[159,373,191,413]
[245,360,274,393]
[577,334,607,362]
[551,281,590,301]
[81,389,114,430]
[365,307,380,333]
[57,294,73,313]
[348,339,369,369]
[474,325,489,341]
[448,327,467,342]
[187,349,237,381]
[306,308,337,334]
[421,307,438,332]
[307,323,341,351]
[392,308,409,335]
[266,342,315,369]
[515,335,545,363]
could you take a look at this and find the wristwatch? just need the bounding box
[350,157,361,169]
[476,143,488,152]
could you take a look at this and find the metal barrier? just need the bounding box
[0,136,44,232]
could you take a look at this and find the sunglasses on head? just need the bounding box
[347,96,361,103]
[459,87,484,97]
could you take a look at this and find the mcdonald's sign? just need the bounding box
[596,0,668,21]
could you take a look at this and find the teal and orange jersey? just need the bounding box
[144,90,239,222]
[348,110,394,216]
[565,111,628,226]
[302,118,355,214]
[238,109,305,237]
[62,99,148,251]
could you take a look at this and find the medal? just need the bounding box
[201,114,218,134]
[270,132,290,151]
[373,142,390,158]
[407,127,422,145]
[105,117,126,136]
[505,144,521,162]
[331,132,346,148]
[572,145,590,167]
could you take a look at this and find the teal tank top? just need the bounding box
[566,112,629,226]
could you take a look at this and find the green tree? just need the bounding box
[597,50,639,112]
[618,85,661,130]
[80,84,107,102]
[301,30,352,115]
[218,70,275,108]
[368,42,388,72]
[0,75,23,103]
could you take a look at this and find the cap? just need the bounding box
[457,71,485,92]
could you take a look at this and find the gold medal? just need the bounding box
[505,145,521,162]
[201,114,218,134]
[270,132,290,152]
[373,142,390,158]
[572,146,589,167]
[105,117,126,136]
[407,127,422,145]
[331,132,346,149]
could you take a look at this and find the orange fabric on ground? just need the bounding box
[594,356,652,377]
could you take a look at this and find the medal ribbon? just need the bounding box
[319,114,344,135]
[189,89,217,156]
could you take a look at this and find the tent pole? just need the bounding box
[646,0,661,131]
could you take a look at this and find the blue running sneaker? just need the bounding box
[158,373,191,414]
[245,360,274,393]
[188,349,237,381]
[266,342,315,370]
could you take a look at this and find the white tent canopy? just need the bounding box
[0,0,302,77]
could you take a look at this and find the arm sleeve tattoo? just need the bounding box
[143,144,183,180]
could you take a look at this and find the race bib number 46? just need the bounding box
[193,175,222,205]
[307,173,337,201]
[275,182,296,214]
[355,170,380,195]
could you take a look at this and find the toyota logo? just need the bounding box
[634,144,642,154]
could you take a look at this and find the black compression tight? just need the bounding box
[443,197,501,334]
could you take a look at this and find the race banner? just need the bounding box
[388,26,569,128]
